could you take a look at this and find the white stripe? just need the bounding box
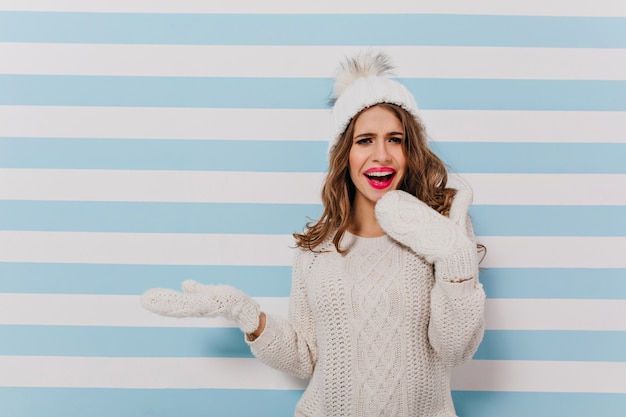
[0,356,624,392]
[3,44,625,80]
[0,169,325,204]
[1,0,624,16]
[1,232,624,268]
[423,110,626,144]
[0,294,289,328]
[484,299,626,331]
[2,294,625,331]
[452,360,626,393]
[2,170,626,206]
[465,174,626,206]
[0,106,332,142]
[0,231,296,265]
[2,106,625,143]
[0,356,307,389]
[479,236,626,268]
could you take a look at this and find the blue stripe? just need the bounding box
[452,391,626,417]
[0,201,322,234]
[0,138,327,172]
[0,388,302,417]
[3,139,626,174]
[0,264,624,299]
[0,12,625,48]
[0,263,293,296]
[432,142,626,174]
[400,79,626,111]
[0,388,621,417]
[2,326,623,361]
[480,268,626,299]
[0,201,624,237]
[470,205,626,237]
[0,75,330,109]
[2,75,626,110]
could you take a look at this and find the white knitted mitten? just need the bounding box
[141,280,260,333]
[375,188,478,282]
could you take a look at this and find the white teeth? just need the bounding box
[366,171,394,177]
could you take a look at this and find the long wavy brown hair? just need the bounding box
[294,103,456,253]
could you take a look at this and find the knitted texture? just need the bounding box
[374,184,478,283]
[248,232,485,417]
[141,280,260,333]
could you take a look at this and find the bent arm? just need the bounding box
[247,249,318,379]
[428,222,485,366]
[428,275,485,366]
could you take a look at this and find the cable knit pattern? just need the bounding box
[344,234,407,415]
[248,231,485,417]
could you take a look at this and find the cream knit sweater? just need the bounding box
[248,231,485,417]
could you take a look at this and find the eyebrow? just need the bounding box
[353,131,404,139]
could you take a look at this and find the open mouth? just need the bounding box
[364,168,396,190]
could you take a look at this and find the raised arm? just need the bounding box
[375,177,486,365]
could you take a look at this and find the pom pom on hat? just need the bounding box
[329,51,420,154]
[330,52,394,104]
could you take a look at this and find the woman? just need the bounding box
[142,52,486,417]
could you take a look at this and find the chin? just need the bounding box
[372,189,393,202]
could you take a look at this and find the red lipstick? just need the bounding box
[363,167,396,190]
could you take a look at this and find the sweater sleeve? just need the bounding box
[246,249,318,379]
[427,218,486,367]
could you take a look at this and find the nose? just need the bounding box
[373,140,391,163]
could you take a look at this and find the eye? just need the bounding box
[389,136,403,144]
[355,137,372,145]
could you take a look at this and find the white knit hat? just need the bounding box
[329,51,420,153]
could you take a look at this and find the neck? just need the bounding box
[349,197,385,238]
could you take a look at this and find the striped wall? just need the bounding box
[1,1,625,416]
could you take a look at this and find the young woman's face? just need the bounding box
[349,105,407,209]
